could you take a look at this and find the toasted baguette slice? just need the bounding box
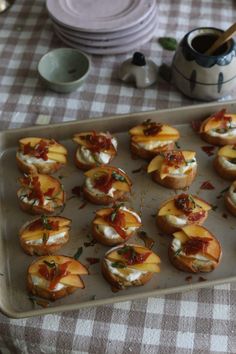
[156,194,211,234]
[214,146,236,180]
[102,244,160,290]
[27,255,88,301]
[148,151,197,189]
[73,132,117,170]
[17,137,67,174]
[19,216,71,255]
[17,174,65,215]
[92,206,142,246]
[225,181,236,216]
[129,121,180,160]
[169,225,222,273]
[199,110,236,146]
[83,165,132,205]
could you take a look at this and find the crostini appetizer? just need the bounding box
[214,145,236,180]
[92,204,142,246]
[19,215,71,255]
[27,255,88,301]
[102,244,161,289]
[83,165,132,205]
[169,225,222,273]
[225,180,236,216]
[147,150,197,189]
[199,109,236,146]
[129,120,180,160]
[16,137,67,174]
[156,193,211,234]
[17,174,65,214]
[73,131,118,170]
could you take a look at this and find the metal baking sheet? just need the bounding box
[1,100,236,318]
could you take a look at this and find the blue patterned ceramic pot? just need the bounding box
[172,27,236,101]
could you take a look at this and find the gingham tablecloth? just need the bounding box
[1,1,236,353]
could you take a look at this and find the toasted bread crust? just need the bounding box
[19,231,69,256]
[151,165,197,189]
[156,211,208,235]
[200,131,236,146]
[27,274,80,301]
[214,156,236,180]
[101,259,153,290]
[92,224,133,246]
[130,141,175,160]
[83,186,129,205]
[16,154,63,175]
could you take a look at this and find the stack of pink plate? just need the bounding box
[46,0,158,55]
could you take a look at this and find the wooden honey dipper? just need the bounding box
[205,23,236,55]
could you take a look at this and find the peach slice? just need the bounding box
[217,145,236,158]
[129,123,179,137]
[60,274,85,288]
[182,224,213,239]
[19,137,67,155]
[127,263,160,273]
[29,256,88,276]
[94,208,141,227]
[158,196,211,216]
[21,226,70,241]
[107,246,161,264]
[47,152,67,164]
[85,166,132,186]
[200,113,236,133]
[132,134,179,143]
[147,155,163,173]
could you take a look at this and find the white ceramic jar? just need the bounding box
[172,27,236,101]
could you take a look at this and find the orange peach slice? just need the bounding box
[19,137,67,155]
[29,256,88,275]
[85,166,132,186]
[60,274,85,288]
[107,246,161,264]
[158,196,211,216]
[94,208,141,227]
[127,263,160,272]
[200,113,236,133]
[147,155,163,173]
[217,145,236,158]
[129,123,179,137]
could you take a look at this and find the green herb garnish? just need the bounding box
[158,37,178,51]
[43,260,56,268]
[111,172,125,182]
[74,247,83,260]
[111,262,126,269]
[174,248,182,257]
[175,141,181,149]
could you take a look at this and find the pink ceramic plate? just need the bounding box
[53,8,157,48]
[50,4,157,41]
[54,20,157,55]
[46,0,156,32]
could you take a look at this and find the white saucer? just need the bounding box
[47,0,156,32]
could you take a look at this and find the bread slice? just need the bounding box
[225,181,236,216]
[92,206,142,246]
[156,194,211,234]
[17,137,67,174]
[102,244,160,289]
[169,225,222,273]
[214,145,236,180]
[83,165,132,205]
[147,151,197,189]
[199,111,236,146]
[17,174,65,214]
[19,216,71,255]
[27,255,88,301]
[129,121,180,160]
[73,131,117,170]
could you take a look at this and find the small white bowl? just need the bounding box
[38,48,90,93]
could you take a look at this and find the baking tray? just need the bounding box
[1,100,236,318]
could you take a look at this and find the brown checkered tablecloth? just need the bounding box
[1,1,236,353]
